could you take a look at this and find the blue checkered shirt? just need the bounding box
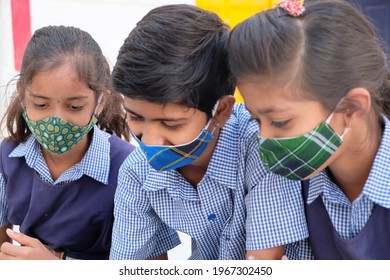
[0,127,113,227]
[282,115,390,259]
[110,103,283,260]
[246,172,309,255]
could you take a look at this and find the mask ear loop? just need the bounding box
[325,98,351,140]
[93,93,104,115]
[22,88,33,118]
[325,112,335,124]
[211,122,220,134]
[326,97,348,124]
[340,122,351,140]
[325,112,351,140]
[211,99,220,116]
[206,99,220,131]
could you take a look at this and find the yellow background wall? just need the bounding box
[196,0,274,103]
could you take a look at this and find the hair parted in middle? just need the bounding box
[228,0,390,118]
[2,25,130,142]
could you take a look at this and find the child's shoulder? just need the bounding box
[118,147,154,184]
[108,133,136,153]
[0,138,19,155]
[120,147,148,170]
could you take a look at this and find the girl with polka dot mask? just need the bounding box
[0,25,134,260]
[22,95,102,154]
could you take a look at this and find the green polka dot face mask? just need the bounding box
[23,111,97,154]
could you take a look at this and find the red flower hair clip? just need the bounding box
[276,0,305,17]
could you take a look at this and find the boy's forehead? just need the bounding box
[123,97,198,119]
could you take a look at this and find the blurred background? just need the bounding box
[0,0,389,259]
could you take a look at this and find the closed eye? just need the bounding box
[129,115,143,121]
[162,122,182,131]
[69,105,84,111]
[271,120,289,128]
[33,103,48,109]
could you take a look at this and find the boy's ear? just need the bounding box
[213,95,235,127]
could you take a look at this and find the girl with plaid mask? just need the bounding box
[0,25,135,259]
[229,0,390,259]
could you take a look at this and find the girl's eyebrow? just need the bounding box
[26,88,49,100]
[26,88,88,101]
[123,106,189,122]
[66,96,89,101]
[246,105,290,115]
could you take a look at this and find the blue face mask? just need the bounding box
[132,102,219,172]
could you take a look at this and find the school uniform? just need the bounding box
[0,127,135,259]
[245,172,310,255]
[110,103,307,260]
[291,115,390,259]
[269,115,390,260]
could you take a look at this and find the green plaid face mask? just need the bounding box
[257,113,350,180]
[23,111,97,154]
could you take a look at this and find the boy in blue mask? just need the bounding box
[109,4,305,260]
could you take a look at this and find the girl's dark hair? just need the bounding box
[2,25,129,142]
[228,0,390,117]
[111,4,235,118]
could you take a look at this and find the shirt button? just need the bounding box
[208,213,217,221]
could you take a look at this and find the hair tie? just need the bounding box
[276,0,305,17]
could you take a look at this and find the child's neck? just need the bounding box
[42,135,91,181]
[178,130,220,188]
[328,117,383,202]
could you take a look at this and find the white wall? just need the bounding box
[29,0,195,67]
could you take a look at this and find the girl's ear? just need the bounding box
[212,95,235,128]
[95,90,110,116]
[342,87,371,125]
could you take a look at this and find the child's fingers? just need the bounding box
[6,228,41,248]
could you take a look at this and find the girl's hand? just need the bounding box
[0,228,60,260]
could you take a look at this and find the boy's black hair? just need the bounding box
[111,4,235,118]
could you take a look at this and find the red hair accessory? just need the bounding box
[276,0,305,17]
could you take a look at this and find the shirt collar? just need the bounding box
[9,133,41,166]
[9,126,111,185]
[205,110,239,189]
[143,167,199,201]
[362,115,390,208]
[306,170,339,204]
[79,127,111,184]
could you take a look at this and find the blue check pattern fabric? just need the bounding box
[131,128,213,172]
[111,104,303,260]
[0,127,112,227]
[245,173,309,254]
[285,115,390,259]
